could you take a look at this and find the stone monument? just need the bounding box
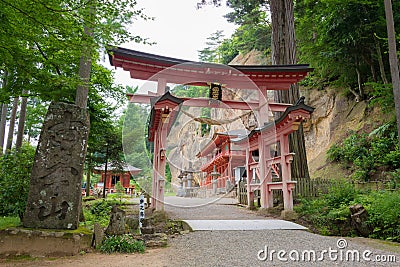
[23,102,89,229]
[105,206,126,235]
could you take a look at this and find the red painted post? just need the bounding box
[151,131,159,209]
[280,134,293,211]
[246,148,254,209]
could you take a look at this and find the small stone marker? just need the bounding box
[23,102,89,229]
[105,205,126,235]
[92,222,105,249]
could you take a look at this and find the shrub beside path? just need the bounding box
[2,196,400,267]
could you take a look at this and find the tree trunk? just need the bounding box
[384,0,400,146]
[102,143,109,199]
[0,103,7,154]
[75,4,95,109]
[15,90,28,149]
[86,154,92,197]
[355,67,364,99]
[375,36,389,84]
[270,0,310,179]
[0,71,8,154]
[6,97,19,151]
[370,62,377,82]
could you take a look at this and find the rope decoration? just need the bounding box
[178,98,270,126]
[181,109,254,126]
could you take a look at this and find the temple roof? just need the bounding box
[94,162,142,173]
[148,91,184,142]
[197,129,249,158]
[232,99,315,144]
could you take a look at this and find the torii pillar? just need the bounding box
[148,90,183,211]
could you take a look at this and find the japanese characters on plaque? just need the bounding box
[209,83,222,101]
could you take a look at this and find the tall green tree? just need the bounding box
[295,0,400,99]
[0,0,149,102]
[384,0,400,146]
[198,30,227,63]
[0,143,35,219]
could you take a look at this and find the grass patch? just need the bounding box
[100,234,145,253]
[0,216,20,229]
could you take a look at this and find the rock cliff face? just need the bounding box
[229,49,271,65]
[302,86,388,179]
[302,87,369,178]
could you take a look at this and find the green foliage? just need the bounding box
[82,199,120,228]
[24,98,49,141]
[100,234,145,254]
[295,0,400,92]
[295,180,356,236]
[0,216,21,229]
[172,85,208,98]
[0,0,149,101]
[228,12,271,55]
[296,182,400,242]
[0,143,35,219]
[198,6,271,64]
[359,191,400,242]
[121,102,151,178]
[224,0,266,26]
[368,82,395,114]
[198,30,235,64]
[324,180,358,209]
[327,129,400,181]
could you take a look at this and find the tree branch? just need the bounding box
[34,41,62,76]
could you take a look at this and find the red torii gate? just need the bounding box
[108,47,313,211]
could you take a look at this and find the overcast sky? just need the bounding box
[110,0,237,87]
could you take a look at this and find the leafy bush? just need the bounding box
[0,144,35,219]
[295,180,357,236]
[361,191,400,242]
[82,199,121,227]
[368,82,395,114]
[89,199,119,216]
[327,128,400,181]
[296,183,400,242]
[100,234,145,253]
[324,180,358,208]
[327,132,370,165]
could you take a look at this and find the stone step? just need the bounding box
[182,219,307,231]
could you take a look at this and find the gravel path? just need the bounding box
[164,230,400,266]
[3,196,400,267]
[162,196,400,267]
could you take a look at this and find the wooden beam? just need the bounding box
[128,93,293,112]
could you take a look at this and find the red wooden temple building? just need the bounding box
[196,130,248,194]
[108,47,314,211]
[94,163,141,193]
